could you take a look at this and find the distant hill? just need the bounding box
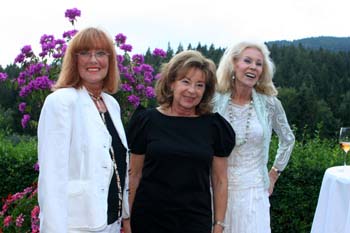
[267,36,350,52]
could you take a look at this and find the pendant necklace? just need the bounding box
[88,91,104,112]
[227,99,254,146]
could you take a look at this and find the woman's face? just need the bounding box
[77,49,110,88]
[233,47,264,88]
[171,67,206,115]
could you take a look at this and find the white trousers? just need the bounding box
[69,219,121,233]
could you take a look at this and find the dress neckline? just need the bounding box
[155,108,201,119]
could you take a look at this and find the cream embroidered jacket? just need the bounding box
[213,89,295,189]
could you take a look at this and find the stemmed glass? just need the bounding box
[339,127,350,169]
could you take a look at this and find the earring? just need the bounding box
[231,71,235,80]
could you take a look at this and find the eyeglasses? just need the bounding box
[76,50,110,60]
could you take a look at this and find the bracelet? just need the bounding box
[213,220,227,229]
[272,166,282,176]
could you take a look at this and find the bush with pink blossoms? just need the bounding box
[0,184,38,232]
[14,42,66,131]
[10,9,80,132]
[114,33,165,123]
[0,72,8,82]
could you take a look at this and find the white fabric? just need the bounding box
[224,187,271,233]
[225,103,265,189]
[223,103,270,233]
[311,166,350,233]
[69,219,121,233]
[38,87,130,233]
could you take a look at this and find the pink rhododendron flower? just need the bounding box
[4,216,12,227]
[16,214,24,227]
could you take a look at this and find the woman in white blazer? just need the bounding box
[38,27,130,233]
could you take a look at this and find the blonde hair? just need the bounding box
[216,41,277,96]
[53,27,120,94]
[155,50,217,115]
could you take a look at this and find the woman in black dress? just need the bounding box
[127,50,235,233]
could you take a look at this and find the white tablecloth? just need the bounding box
[311,166,350,233]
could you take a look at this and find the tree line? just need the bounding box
[1,41,349,139]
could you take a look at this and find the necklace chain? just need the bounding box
[228,99,254,146]
[100,112,123,218]
[88,91,104,112]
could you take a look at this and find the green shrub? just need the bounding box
[269,134,340,232]
[0,106,17,135]
[0,129,343,232]
[0,132,38,200]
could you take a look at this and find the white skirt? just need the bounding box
[224,186,271,233]
[69,218,121,233]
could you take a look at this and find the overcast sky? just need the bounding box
[1,0,349,66]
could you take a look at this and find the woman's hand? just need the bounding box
[268,167,280,196]
[212,223,224,233]
[122,218,131,233]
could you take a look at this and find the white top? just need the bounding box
[223,102,265,189]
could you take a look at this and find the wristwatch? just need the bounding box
[213,220,227,229]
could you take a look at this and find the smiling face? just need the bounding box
[77,49,109,89]
[170,67,206,115]
[233,47,264,88]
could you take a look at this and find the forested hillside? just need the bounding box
[269,43,350,138]
[267,36,350,52]
[1,37,349,138]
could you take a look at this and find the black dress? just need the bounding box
[127,106,235,233]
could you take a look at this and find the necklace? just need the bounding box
[227,99,254,146]
[88,91,104,112]
[100,112,123,218]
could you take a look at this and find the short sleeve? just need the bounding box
[126,105,150,155]
[212,113,235,157]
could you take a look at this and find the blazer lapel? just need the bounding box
[79,88,109,135]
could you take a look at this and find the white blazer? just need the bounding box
[38,87,130,233]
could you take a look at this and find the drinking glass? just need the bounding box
[339,127,350,169]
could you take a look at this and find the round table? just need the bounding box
[311,166,350,233]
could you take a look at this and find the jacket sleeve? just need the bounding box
[271,97,295,171]
[37,92,73,233]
